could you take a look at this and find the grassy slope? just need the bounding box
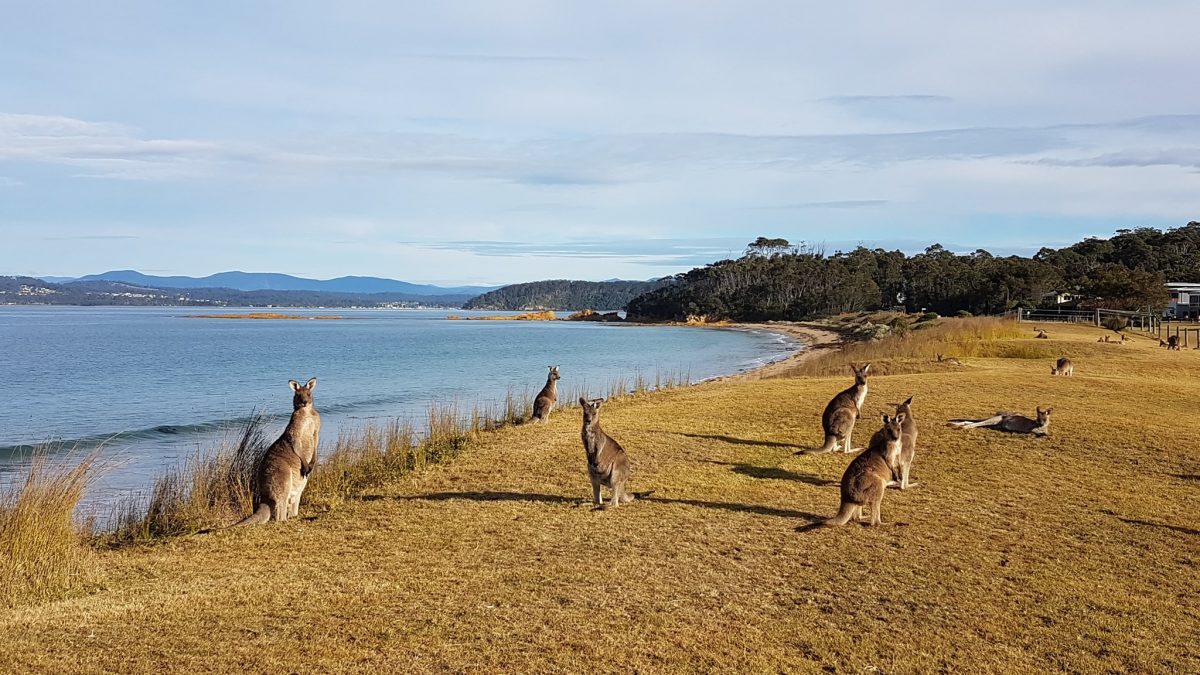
[3,323,1199,673]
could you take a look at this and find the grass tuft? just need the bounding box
[0,451,98,608]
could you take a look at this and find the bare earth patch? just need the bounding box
[2,323,1198,672]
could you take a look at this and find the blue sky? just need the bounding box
[1,2,1198,285]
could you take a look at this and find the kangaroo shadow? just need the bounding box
[1172,474,1200,482]
[643,496,823,523]
[703,460,838,487]
[679,432,803,450]
[368,491,581,505]
[1117,516,1200,537]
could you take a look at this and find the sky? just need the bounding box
[1,1,1198,285]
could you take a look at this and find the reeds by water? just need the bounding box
[0,451,98,608]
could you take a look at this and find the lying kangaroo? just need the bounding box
[235,378,320,526]
[889,396,918,490]
[579,397,649,508]
[530,365,560,424]
[1051,357,1074,376]
[802,363,870,454]
[823,413,905,527]
[948,407,1052,436]
[1035,330,1049,339]
[935,353,962,366]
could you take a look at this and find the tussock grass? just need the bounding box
[103,415,268,544]
[0,452,98,608]
[1,322,1198,671]
[780,316,1035,377]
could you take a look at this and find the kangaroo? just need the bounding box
[888,396,918,490]
[530,366,560,424]
[948,407,1052,436]
[823,413,905,527]
[935,353,962,366]
[234,378,320,526]
[1051,357,1074,376]
[579,397,649,508]
[1167,335,1180,351]
[1159,339,1168,348]
[802,363,870,455]
[1036,330,1049,339]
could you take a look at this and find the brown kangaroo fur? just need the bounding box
[802,363,870,455]
[948,407,1052,436]
[234,378,320,526]
[823,413,905,527]
[579,397,649,508]
[888,396,918,490]
[530,366,560,424]
[1051,357,1073,376]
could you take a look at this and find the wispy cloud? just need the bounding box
[1033,148,1200,169]
[41,234,140,241]
[414,238,749,267]
[398,53,586,63]
[751,200,888,210]
[6,112,1200,185]
[821,94,953,105]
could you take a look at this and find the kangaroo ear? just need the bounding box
[903,395,913,405]
[881,413,890,424]
[578,396,588,407]
[305,377,317,390]
[894,412,906,424]
[288,380,300,392]
[862,363,871,373]
[594,399,604,409]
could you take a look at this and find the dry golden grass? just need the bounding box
[0,452,98,608]
[2,321,1198,672]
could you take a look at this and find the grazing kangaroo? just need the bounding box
[888,396,918,490]
[234,378,320,526]
[530,366,560,424]
[802,363,870,454]
[1051,357,1074,376]
[948,407,1052,436]
[823,413,905,527]
[579,398,649,508]
[1167,335,1181,351]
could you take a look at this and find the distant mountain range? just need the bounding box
[57,270,498,296]
[1,276,480,308]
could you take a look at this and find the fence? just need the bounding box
[1015,308,1161,333]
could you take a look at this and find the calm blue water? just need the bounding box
[0,306,797,509]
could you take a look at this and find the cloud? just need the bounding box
[1033,148,1200,169]
[0,176,22,187]
[751,200,888,210]
[414,238,749,267]
[41,234,140,241]
[397,53,586,64]
[821,94,954,105]
[5,111,1200,190]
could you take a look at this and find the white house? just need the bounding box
[1166,282,1200,319]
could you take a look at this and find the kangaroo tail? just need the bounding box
[232,503,271,527]
[800,435,838,455]
[627,490,655,502]
[822,501,858,527]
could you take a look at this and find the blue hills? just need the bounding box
[67,270,497,297]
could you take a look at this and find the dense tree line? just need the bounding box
[463,279,670,311]
[626,222,1199,321]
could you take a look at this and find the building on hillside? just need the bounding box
[1040,290,1078,306]
[1165,282,1200,319]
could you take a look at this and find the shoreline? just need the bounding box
[716,322,843,381]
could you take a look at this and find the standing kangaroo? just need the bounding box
[947,407,1052,436]
[579,397,649,508]
[823,413,905,527]
[802,363,870,454]
[530,366,560,424]
[235,378,320,526]
[1051,357,1074,376]
[889,396,918,490]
